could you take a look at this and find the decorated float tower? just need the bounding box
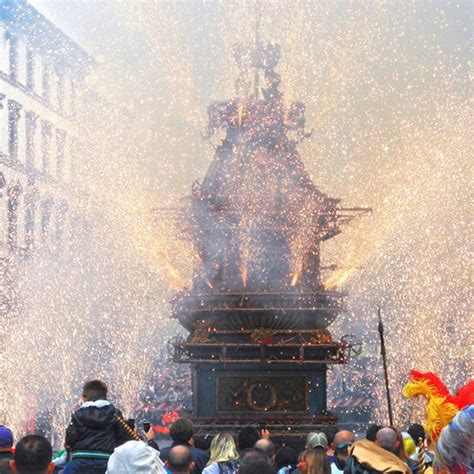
[171,30,368,438]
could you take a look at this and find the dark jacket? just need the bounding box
[65,401,129,456]
[160,441,210,474]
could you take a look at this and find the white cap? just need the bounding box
[306,432,328,450]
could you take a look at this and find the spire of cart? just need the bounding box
[232,1,282,102]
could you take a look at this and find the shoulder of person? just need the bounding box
[160,447,171,459]
[203,463,219,474]
[193,447,209,456]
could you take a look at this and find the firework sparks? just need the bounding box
[0,0,471,439]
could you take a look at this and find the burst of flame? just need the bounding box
[290,255,303,287]
[324,266,356,289]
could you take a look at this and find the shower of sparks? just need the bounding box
[0,0,472,440]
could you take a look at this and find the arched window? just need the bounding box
[8,100,21,161]
[41,120,52,173]
[25,111,38,173]
[40,197,53,249]
[7,33,18,81]
[7,181,22,253]
[24,187,39,254]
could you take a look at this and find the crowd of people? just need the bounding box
[0,379,472,474]
[130,363,191,437]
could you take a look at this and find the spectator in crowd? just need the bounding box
[297,449,330,474]
[275,446,297,474]
[331,430,355,474]
[376,428,404,458]
[166,446,194,474]
[165,388,179,405]
[238,428,260,452]
[344,428,410,474]
[365,425,382,443]
[9,435,54,474]
[254,439,276,465]
[0,459,13,474]
[406,423,434,467]
[321,427,337,464]
[159,419,209,474]
[305,433,327,451]
[406,424,424,446]
[193,435,212,453]
[203,433,239,474]
[239,449,274,474]
[63,380,129,474]
[0,427,14,462]
[106,440,166,474]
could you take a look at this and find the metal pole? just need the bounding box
[377,305,394,426]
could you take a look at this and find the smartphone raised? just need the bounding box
[143,422,151,433]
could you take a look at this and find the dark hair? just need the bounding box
[238,427,260,451]
[82,380,108,401]
[168,445,192,473]
[275,446,298,471]
[366,424,382,442]
[193,434,212,451]
[14,435,52,474]
[170,418,194,444]
[322,426,338,446]
[240,449,274,474]
[408,423,425,444]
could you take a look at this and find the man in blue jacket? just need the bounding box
[160,419,209,474]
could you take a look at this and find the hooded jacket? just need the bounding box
[106,440,167,474]
[65,400,129,457]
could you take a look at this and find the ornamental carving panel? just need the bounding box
[217,376,307,413]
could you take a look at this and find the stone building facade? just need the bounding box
[0,0,94,321]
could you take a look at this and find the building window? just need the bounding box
[24,190,37,253]
[8,35,18,81]
[26,47,35,91]
[42,61,50,103]
[25,111,38,172]
[56,70,65,112]
[56,129,66,179]
[8,100,21,161]
[7,182,22,253]
[41,120,52,173]
[41,198,53,249]
[0,172,6,249]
